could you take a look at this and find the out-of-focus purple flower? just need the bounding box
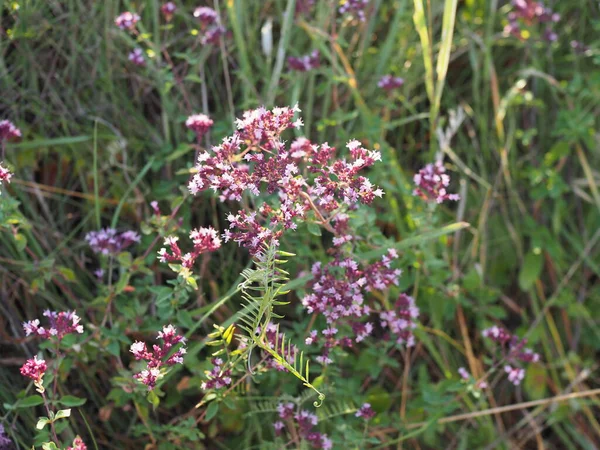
[185,113,214,138]
[483,326,539,386]
[160,2,176,21]
[150,200,160,215]
[66,436,87,450]
[288,50,320,72]
[0,120,21,141]
[131,325,187,390]
[277,402,295,419]
[339,0,368,21]
[128,48,145,66]
[458,367,470,380]
[158,227,221,268]
[504,365,525,385]
[115,11,140,31]
[273,420,285,435]
[378,75,404,91]
[0,424,13,449]
[296,0,315,15]
[200,357,232,390]
[202,24,226,45]
[571,40,590,55]
[193,6,219,25]
[94,268,104,279]
[380,293,420,347]
[85,228,141,255]
[19,356,47,384]
[413,161,460,204]
[355,403,376,420]
[23,310,84,340]
[505,0,560,42]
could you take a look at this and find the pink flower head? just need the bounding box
[202,24,226,45]
[0,163,13,186]
[339,0,368,21]
[185,113,214,137]
[157,226,221,268]
[413,161,460,204]
[355,403,376,420]
[288,50,320,72]
[201,357,232,390]
[193,6,219,25]
[380,293,419,347]
[131,325,186,390]
[160,2,176,21]
[0,120,21,141]
[128,48,145,66]
[23,310,84,341]
[458,367,470,380]
[504,365,525,385]
[20,356,47,383]
[85,228,140,255]
[67,436,87,450]
[277,402,295,419]
[115,11,140,31]
[378,75,404,91]
[273,420,285,435]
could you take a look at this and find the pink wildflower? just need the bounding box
[85,228,140,255]
[504,365,525,385]
[115,11,140,31]
[200,357,232,390]
[380,293,419,347]
[160,2,176,21]
[378,75,404,91]
[23,310,84,341]
[130,325,187,390]
[158,226,221,268]
[185,113,214,138]
[67,436,87,450]
[20,356,47,383]
[339,0,368,21]
[413,161,460,204]
[128,48,145,66]
[288,50,320,72]
[355,403,375,420]
[0,163,12,186]
[0,120,21,141]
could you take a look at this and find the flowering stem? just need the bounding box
[41,390,59,444]
[299,192,335,234]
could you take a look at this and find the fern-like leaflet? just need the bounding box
[237,244,325,407]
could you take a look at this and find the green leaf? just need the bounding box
[17,395,44,408]
[147,390,160,408]
[57,266,76,282]
[59,395,87,407]
[205,402,219,421]
[42,442,60,450]
[36,417,50,430]
[307,223,322,236]
[54,408,71,420]
[518,250,543,291]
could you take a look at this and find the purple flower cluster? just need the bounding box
[378,75,404,91]
[114,11,140,31]
[482,326,540,386]
[355,402,375,420]
[413,161,460,204]
[458,366,488,389]
[339,0,368,21]
[188,105,384,255]
[130,325,187,390]
[296,0,315,15]
[302,251,402,364]
[186,113,214,140]
[19,356,47,384]
[380,293,420,347]
[0,120,21,141]
[274,403,332,449]
[0,424,13,449]
[193,7,226,45]
[23,310,84,341]
[158,227,221,268]
[200,357,232,390]
[288,50,320,72]
[128,48,145,66]
[160,2,176,21]
[504,0,560,42]
[85,228,140,255]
